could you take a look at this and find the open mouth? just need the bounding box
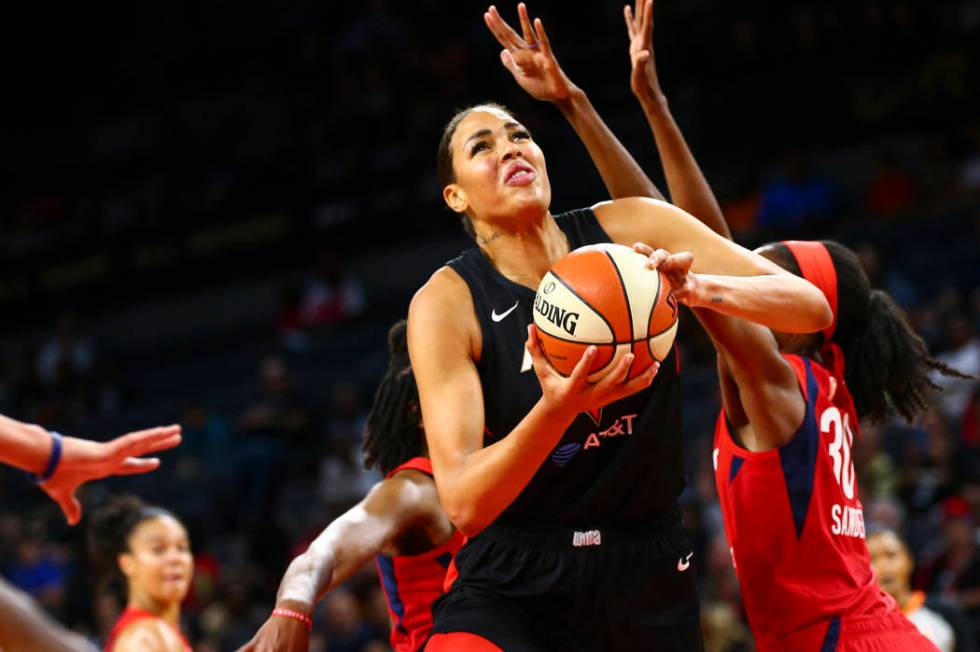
[504,162,536,186]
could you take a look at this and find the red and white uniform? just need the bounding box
[374,457,465,652]
[104,606,192,652]
[713,348,937,652]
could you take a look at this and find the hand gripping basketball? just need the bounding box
[632,243,701,306]
[527,324,659,418]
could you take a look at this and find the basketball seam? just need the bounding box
[536,332,620,378]
[646,271,661,343]
[547,270,616,344]
[603,250,634,345]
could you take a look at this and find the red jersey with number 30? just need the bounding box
[713,349,896,651]
[374,457,464,652]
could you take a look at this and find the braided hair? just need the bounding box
[764,240,971,423]
[362,319,424,475]
[436,102,516,241]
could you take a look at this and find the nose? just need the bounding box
[500,141,524,163]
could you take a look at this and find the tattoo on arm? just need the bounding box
[711,296,723,304]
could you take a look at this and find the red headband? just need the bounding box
[782,240,838,341]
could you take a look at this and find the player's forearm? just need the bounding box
[555,87,664,201]
[0,577,98,652]
[638,97,730,239]
[274,549,336,615]
[438,400,576,536]
[690,274,832,333]
[0,414,53,474]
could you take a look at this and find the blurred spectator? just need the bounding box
[756,151,839,235]
[866,151,918,217]
[933,314,980,422]
[301,253,366,328]
[238,356,313,446]
[320,588,387,652]
[868,528,956,651]
[917,497,980,642]
[6,530,66,615]
[36,313,95,389]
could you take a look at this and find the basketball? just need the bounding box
[533,243,679,382]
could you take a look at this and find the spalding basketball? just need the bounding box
[533,243,678,381]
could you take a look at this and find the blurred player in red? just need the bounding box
[0,416,180,652]
[239,320,463,652]
[90,495,194,652]
[623,1,966,649]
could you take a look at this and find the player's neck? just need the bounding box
[478,212,568,288]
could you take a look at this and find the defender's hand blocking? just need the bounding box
[40,425,182,525]
[632,243,702,307]
[484,4,576,103]
[624,0,665,107]
[527,324,658,417]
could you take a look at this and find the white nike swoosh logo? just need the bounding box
[491,301,519,322]
[677,552,693,572]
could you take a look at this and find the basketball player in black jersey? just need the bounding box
[408,5,833,651]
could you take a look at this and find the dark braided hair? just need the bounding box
[88,495,179,594]
[436,102,515,241]
[764,240,971,423]
[362,319,424,475]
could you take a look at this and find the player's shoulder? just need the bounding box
[409,266,477,350]
[410,266,470,315]
[112,618,183,652]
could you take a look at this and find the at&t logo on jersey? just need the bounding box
[549,413,639,466]
[821,406,866,539]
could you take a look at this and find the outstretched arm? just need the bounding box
[485,3,663,201]
[0,414,181,525]
[624,0,728,237]
[239,474,441,652]
[0,577,98,652]
[622,0,808,449]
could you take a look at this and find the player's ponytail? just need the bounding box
[844,287,969,423]
[362,319,423,475]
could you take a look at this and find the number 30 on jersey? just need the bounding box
[821,406,855,500]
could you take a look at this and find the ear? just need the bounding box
[443,183,468,214]
[118,552,136,578]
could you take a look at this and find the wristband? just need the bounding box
[271,607,313,630]
[29,431,63,484]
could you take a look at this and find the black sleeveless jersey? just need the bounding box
[446,207,684,528]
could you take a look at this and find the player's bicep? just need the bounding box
[321,478,430,582]
[596,197,787,277]
[702,312,806,447]
[407,276,486,491]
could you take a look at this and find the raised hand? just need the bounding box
[624,0,665,106]
[484,3,577,103]
[40,426,182,525]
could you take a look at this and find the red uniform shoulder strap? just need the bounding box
[385,457,432,479]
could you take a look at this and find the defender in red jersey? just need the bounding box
[702,237,964,651]
[241,321,462,652]
[624,3,966,646]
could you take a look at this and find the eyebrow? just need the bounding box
[462,122,524,148]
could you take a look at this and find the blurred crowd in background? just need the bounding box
[2,0,979,650]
